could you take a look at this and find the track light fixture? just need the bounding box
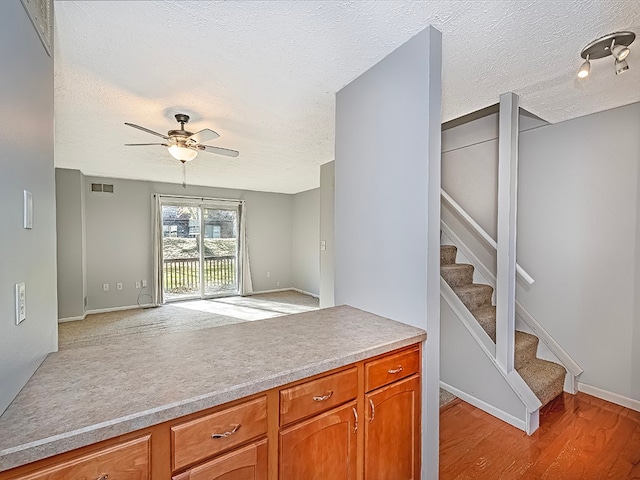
[577,31,635,79]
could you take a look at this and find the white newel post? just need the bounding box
[496,92,520,373]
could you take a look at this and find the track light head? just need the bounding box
[611,43,630,61]
[615,58,629,75]
[577,55,591,78]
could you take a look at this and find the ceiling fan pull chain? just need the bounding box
[182,162,187,189]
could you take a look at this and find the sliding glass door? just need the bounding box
[161,199,240,302]
[202,207,238,297]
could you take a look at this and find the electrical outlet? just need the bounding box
[116,283,123,291]
[266,271,271,278]
[321,240,326,251]
[135,281,141,289]
[15,283,26,325]
[277,281,280,287]
[142,279,148,288]
[103,283,109,292]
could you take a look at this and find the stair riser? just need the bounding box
[440,246,457,265]
[515,339,539,370]
[455,288,493,311]
[441,265,474,287]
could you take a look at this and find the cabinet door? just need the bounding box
[172,439,267,480]
[365,375,420,480]
[280,401,358,480]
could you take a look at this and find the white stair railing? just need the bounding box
[440,189,534,285]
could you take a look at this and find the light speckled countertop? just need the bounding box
[0,305,425,472]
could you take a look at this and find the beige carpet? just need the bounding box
[59,291,319,350]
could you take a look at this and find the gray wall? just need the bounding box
[442,102,640,403]
[0,1,57,414]
[319,161,335,308]
[292,188,320,295]
[56,169,86,318]
[71,174,295,311]
[335,27,441,479]
[442,112,547,238]
[441,299,527,422]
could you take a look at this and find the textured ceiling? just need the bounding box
[54,1,640,194]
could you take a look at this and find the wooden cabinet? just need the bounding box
[0,344,421,480]
[279,402,358,480]
[364,375,421,480]
[10,436,150,480]
[173,439,268,480]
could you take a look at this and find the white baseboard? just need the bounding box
[578,382,640,412]
[58,313,88,323]
[250,288,319,298]
[58,304,149,323]
[440,381,527,432]
[249,288,292,295]
[291,288,319,299]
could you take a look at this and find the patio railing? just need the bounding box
[163,255,236,293]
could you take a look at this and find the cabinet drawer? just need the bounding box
[172,439,267,480]
[12,436,150,480]
[280,367,358,426]
[365,346,420,392]
[171,396,267,471]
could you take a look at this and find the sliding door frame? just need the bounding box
[157,194,244,303]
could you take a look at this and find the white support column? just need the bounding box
[496,92,520,373]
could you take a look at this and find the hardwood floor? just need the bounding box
[440,392,640,479]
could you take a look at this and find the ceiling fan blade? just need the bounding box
[124,122,169,140]
[198,144,239,157]
[188,128,220,144]
[125,143,169,146]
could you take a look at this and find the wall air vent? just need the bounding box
[91,183,114,193]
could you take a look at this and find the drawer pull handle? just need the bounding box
[97,475,108,480]
[388,366,403,374]
[353,407,358,433]
[313,391,334,402]
[369,398,375,423]
[211,424,241,439]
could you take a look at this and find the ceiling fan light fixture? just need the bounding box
[168,144,198,162]
[577,55,591,78]
[615,58,629,75]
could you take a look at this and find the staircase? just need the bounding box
[441,244,566,408]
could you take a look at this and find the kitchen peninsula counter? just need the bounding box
[0,305,426,472]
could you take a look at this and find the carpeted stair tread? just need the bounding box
[453,284,493,311]
[515,331,539,370]
[441,245,457,265]
[441,263,474,287]
[517,358,566,407]
[470,305,496,342]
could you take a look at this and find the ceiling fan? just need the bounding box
[124,113,239,163]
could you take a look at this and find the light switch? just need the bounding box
[116,283,123,291]
[15,283,26,325]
